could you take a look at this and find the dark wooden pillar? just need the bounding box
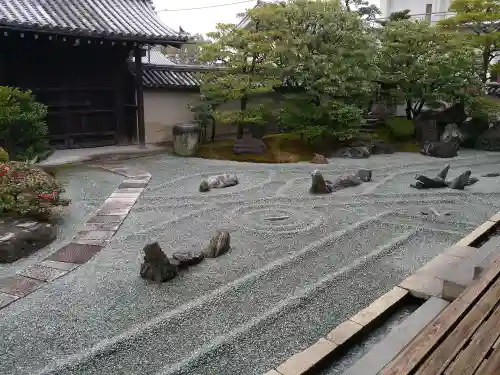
[113,58,124,145]
[134,45,146,147]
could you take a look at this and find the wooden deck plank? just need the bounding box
[415,278,500,374]
[445,304,500,375]
[381,257,500,375]
[475,348,500,375]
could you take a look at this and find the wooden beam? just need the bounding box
[134,45,146,147]
[113,59,124,145]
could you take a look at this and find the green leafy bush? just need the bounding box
[0,147,9,163]
[0,86,50,160]
[0,162,70,220]
[386,117,415,140]
[467,95,500,124]
[279,94,364,142]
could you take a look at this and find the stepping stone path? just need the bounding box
[0,164,151,310]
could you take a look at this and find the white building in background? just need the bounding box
[380,0,454,22]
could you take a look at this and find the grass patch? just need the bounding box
[197,133,316,163]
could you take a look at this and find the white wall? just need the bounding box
[381,0,453,21]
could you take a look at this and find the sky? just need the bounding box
[154,0,381,36]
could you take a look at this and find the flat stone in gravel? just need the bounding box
[0,218,56,263]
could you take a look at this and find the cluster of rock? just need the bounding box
[232,137,267,155]
[140,230,231,283]
[410,164,479,190]
[310,169,372,194]
[199,173,239,192]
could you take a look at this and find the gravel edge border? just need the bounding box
[263,212,500,375]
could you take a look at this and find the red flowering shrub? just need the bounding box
[0,162,70,220]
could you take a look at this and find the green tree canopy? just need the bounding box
[197,11,281,138]
[379,20,483,119]
[255,0,379,140]
[440,0,500,82]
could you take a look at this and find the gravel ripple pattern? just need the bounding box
[1,151,500,375]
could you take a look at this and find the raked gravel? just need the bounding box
[1,151,500,375]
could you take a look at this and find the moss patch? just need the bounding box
[197,133,316,163]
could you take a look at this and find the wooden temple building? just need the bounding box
[0,0,187,149]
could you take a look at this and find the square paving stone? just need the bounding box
[74,230,115,245]
[46,243,103,264]
[0,292,19,309]
[87,215,126,224]
[350,286,408,327]
[114,188,143,194]
[276,338,338,375]
[18,264,68,282]
[399,272,443,299]
[95,206,131,216]
[83,222,121,231]
[0,275,44,297]
[40,260,79,271]
[118,181,148,189]
[326,320,363,346]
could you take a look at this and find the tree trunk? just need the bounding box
[482,45,491,83]
[237,97,247,139]
[210,115,216,142]
[405,101,413,120]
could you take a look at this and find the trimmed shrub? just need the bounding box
[386,117,415,140]
[279,94,364,142]
[0,162,70,220]
[0,147,9,163]
[0,86,50,160]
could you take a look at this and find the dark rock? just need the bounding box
[411,165,478,190]
[171,250,204,268]
[411,175,448,189]
[371,139,395,155]
[330,174,363,191]
[203,230,231,258]
[310,170,333,194]
[476,126,500,151]
[0,219,56,263]
[356,169,372,182]
[436,164,450,180]
[199,180,210,192]
[311,153,329,164]
[441,123,463,144]
[351,133,373,151]
[413,114,439,143]
[420,141,458,158]
[232,137,267,155]
[459,119,489,148]
[482,172,500,177]
[337,146,371,159]
[467,177,479,186]
[140,242,178,282]
[199,173,238,192]
[448,171,472,190]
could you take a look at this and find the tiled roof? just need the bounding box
[142,48,176,65]
[142,67,201,89]
[0,0,185,43]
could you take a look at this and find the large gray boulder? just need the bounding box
[0,219,56,263]
[199,173,239,192]
[232,137,267,155]
[203,230,231,258]
[140,242,178,282]
[476,126,500,151]
[310,170,333,194]
[420,141,458,158]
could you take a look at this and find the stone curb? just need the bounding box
[262,214,500,375]
[0,164,151,310]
